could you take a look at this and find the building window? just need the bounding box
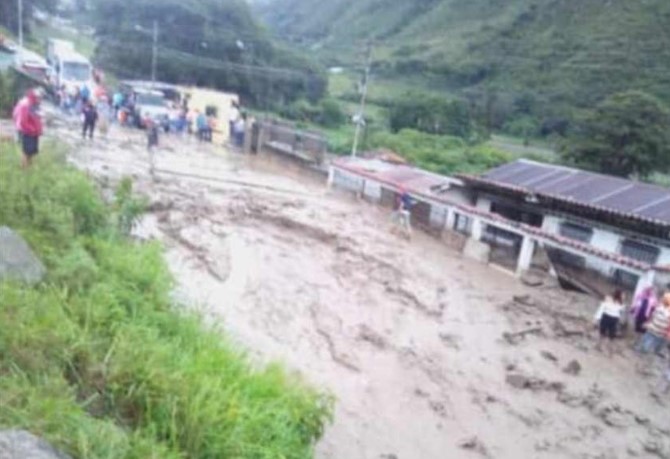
[490,202,543,227]
[620,239,660,264]
[453,213,471,235]
[547,248,586,270]
[205,105,218,117]
[612,269,640,290]
[559,222,593,243]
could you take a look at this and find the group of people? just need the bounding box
[595,287,670,393]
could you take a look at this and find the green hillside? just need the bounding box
[257,0,670,135]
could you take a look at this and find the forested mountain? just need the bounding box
[257,0,670,135]
[89,0,326,106]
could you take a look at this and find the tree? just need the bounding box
[88,0,326,107]
[561,91,670,178]
[389,93,477,140]
[0,0,58,36]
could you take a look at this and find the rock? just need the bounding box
[0,227,46,284]
[521,272,544,287]
[540,351,558,362]
[506,373,531,389]
[0,430,72,459]
[513,294,537,306]
[563,360,582,376]
[459,436,488,455]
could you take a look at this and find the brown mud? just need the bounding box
[42,112,670,459]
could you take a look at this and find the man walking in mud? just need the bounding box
[81,100,98,140]
[391,188,413,239]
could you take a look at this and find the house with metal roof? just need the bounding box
[459,159,670,293]
[328,157,670,297]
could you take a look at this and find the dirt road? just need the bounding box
[50,116,670,459]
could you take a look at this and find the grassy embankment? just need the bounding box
[0,140,332,458]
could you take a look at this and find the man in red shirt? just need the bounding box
[15,89,43,169]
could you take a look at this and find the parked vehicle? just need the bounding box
[13,48,50,84]
[46,38,94,95]
[131,88,170,129]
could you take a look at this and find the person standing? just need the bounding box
[12,93,28,142]
[196,111,209,142]
[81,100,98,140]
[112,91,124,122]
[631,287,658,335]
[15,89,43,169]
[391,188,413,239]
[594,290,625,356]
[229,100,240,143]
[635,293,670,356]
[96,95,111,138]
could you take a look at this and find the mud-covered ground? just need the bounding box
[44,114,670,458]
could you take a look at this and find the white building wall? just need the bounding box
[429,204,448,229]
[657,247,670,267]
[541,215,561,234]
[332,169,364,193]
[363,180,382,202]
[583,228,621,274]
[476,196,492,212]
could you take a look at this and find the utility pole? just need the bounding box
[151,20,158,87]
[17,0,23,48]
[351,40,373,157]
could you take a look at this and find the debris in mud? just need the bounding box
[428,399,449,419]
[502,327,543,345]
[357,325,388,349]
[459,436,489,456]
[438,332,461,350]
[505,372,565,392]
[513,294,537,307]
[521,272,545,287]
[641,438,669,458]
[563,359,582,376]
[540,350,559,363]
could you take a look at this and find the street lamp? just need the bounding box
[134,22,159,86]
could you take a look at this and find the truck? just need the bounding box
[46,38,94,94]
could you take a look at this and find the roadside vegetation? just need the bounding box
[0,141,332,458]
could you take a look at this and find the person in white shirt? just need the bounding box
[229,100,240,143]
[594,290,625,356]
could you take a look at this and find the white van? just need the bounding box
[46,38,93,93]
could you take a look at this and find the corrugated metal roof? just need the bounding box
[333,157,463,196]
[481,160,670,225]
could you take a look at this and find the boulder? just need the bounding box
[0,430,72,459]
[0,227,46,284]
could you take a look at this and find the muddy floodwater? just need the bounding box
[49,115,669,459]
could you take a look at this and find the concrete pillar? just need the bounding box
[445,208,456,232]
[256,122,267,155]
[471,218,483,241]
[516,236,535,276]
[243,121,253,154]
[327,166,335,189]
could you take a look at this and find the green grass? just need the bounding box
[0,140,333,458]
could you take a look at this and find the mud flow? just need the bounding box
[44,110,670,459]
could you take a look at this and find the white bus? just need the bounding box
[46,38,94,93]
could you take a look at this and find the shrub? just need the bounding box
[0,142,333,458]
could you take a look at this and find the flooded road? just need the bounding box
[50,117,670,459]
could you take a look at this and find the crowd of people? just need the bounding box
[594,287,670,393]
[11,83,251,167]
